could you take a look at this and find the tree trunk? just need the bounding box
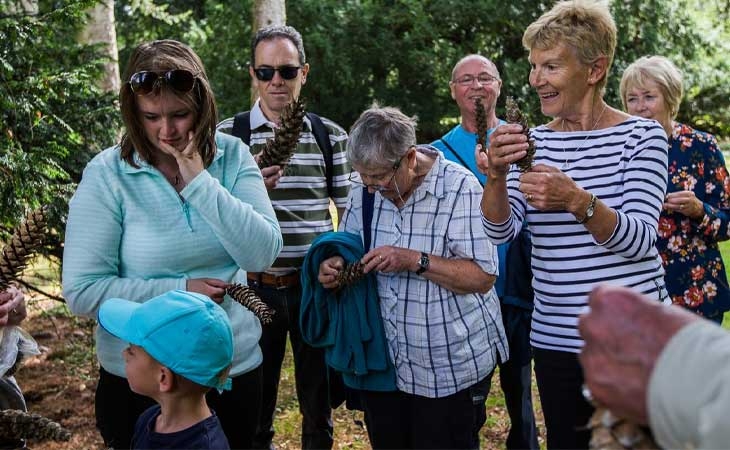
[79,0,120,94]
[251,0,286,102]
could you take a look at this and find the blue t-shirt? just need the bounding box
[132,405,230,450]
[432,122,509,297]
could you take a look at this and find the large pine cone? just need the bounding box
[226,283,275,324]
[0,409,71,442]
[257,97,307,169]
[0,206,49,291]
[505,96,535,173]
[334,261,365,292]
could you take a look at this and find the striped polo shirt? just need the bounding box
[218,100,351,269]
[482,117,669,353]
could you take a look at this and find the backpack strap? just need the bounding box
[439,138,471,174]
[231,111,252,145]
[306,112,335,198]
[361,187,375,251]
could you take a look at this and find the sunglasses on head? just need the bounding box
[253,66,301,81]
[129,69,197,95]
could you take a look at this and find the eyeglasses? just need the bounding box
[349,153,408,192]
[253,66,302,81]
[129,70,197,95]
[453,73,500,86]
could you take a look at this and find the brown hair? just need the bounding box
[119,40,217,168]
[523,0,616,95]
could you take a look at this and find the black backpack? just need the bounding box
[231,111,335,197]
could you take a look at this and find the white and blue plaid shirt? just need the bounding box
[340,146,508,398]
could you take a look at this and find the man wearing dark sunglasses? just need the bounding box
[217,25,350,450]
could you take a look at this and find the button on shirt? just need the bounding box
[340,146,508,398]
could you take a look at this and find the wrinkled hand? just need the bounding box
[664,191,702,218]
[362,246,418,274]
[518,164,579,210]
[186,278,228,304]
[158,131,205,183]
[318,256,345,289]
[578,285,697,424]
[486,124,529,180]
[475,144,489,175]
[0,285,26,326]
[259,162,284,190]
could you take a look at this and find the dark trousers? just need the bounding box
[360,376,492,450]
[96,365,262,449]
[498,303,539,450]
[532,348,593,450]
[251,285,333,450]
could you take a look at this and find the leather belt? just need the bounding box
[247,271,300,290]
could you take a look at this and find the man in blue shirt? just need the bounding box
[431,54,539,450]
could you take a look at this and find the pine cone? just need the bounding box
[505,96,536,173]
[587,407,659,450]
[334,261,365,292]
[258,97,307,169]
[226,283,275,324]
[475,98,488,153]
[0,206,49,291]
[0,409,71,442]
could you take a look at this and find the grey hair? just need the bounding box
[250,25,306,67]
[620,55,684,119]
[347,105,417,168]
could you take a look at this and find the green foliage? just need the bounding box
[0,0,119,261]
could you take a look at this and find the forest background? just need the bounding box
[1,0,730,291]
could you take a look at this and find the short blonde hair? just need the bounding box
[619,56,683,119]
[522,0,616,94]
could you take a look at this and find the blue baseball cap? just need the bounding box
[98,290,233,390]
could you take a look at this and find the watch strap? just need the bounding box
[577,193,597,224]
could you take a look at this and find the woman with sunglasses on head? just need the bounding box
[62,39,283,449]
[479,1,669,448]
[317,105,508,449]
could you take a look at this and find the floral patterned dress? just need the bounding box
[657,122,730,320]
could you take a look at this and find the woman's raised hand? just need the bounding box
[486,124,529,180]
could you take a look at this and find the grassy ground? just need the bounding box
[268,344,543,449]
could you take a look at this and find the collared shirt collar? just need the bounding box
[250,99,312,132]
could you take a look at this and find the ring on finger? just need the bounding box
[526,193,532,201]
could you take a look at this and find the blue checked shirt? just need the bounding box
[340,145,508,398]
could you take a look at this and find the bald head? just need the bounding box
[451,55,500,82]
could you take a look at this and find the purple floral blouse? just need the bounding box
[657,122,730,320]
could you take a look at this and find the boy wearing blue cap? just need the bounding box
[98,290,234,450]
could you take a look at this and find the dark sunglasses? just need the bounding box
[129,70,197,95]
[253,66,301,81]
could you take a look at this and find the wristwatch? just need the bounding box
[416,252,430,275]
[578,193,597,224]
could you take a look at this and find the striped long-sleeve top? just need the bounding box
[482,117,669,353]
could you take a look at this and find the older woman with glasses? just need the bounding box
[62,40,282,449]
[319,105,508,449]
[620,56,730,324]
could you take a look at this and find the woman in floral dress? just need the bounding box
[621,55,730,323]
